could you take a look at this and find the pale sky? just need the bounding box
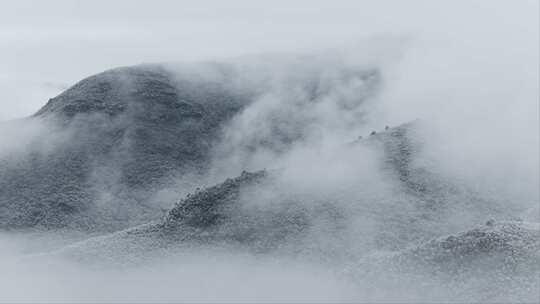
[0,0,538,120]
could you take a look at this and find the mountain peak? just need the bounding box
[34,65,175,118]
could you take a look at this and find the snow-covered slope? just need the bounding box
[0,64,251,231]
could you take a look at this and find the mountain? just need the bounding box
[0,60,380,232]
[2,54,536,302]
[0,64,252,231]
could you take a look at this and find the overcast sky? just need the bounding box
[0,0,538,120]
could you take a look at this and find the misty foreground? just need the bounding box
[1,60,538,303]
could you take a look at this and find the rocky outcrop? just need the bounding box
[163,170,269,229]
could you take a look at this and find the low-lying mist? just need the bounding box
[0,234,359,303]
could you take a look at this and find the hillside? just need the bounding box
[0,64,252,231]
